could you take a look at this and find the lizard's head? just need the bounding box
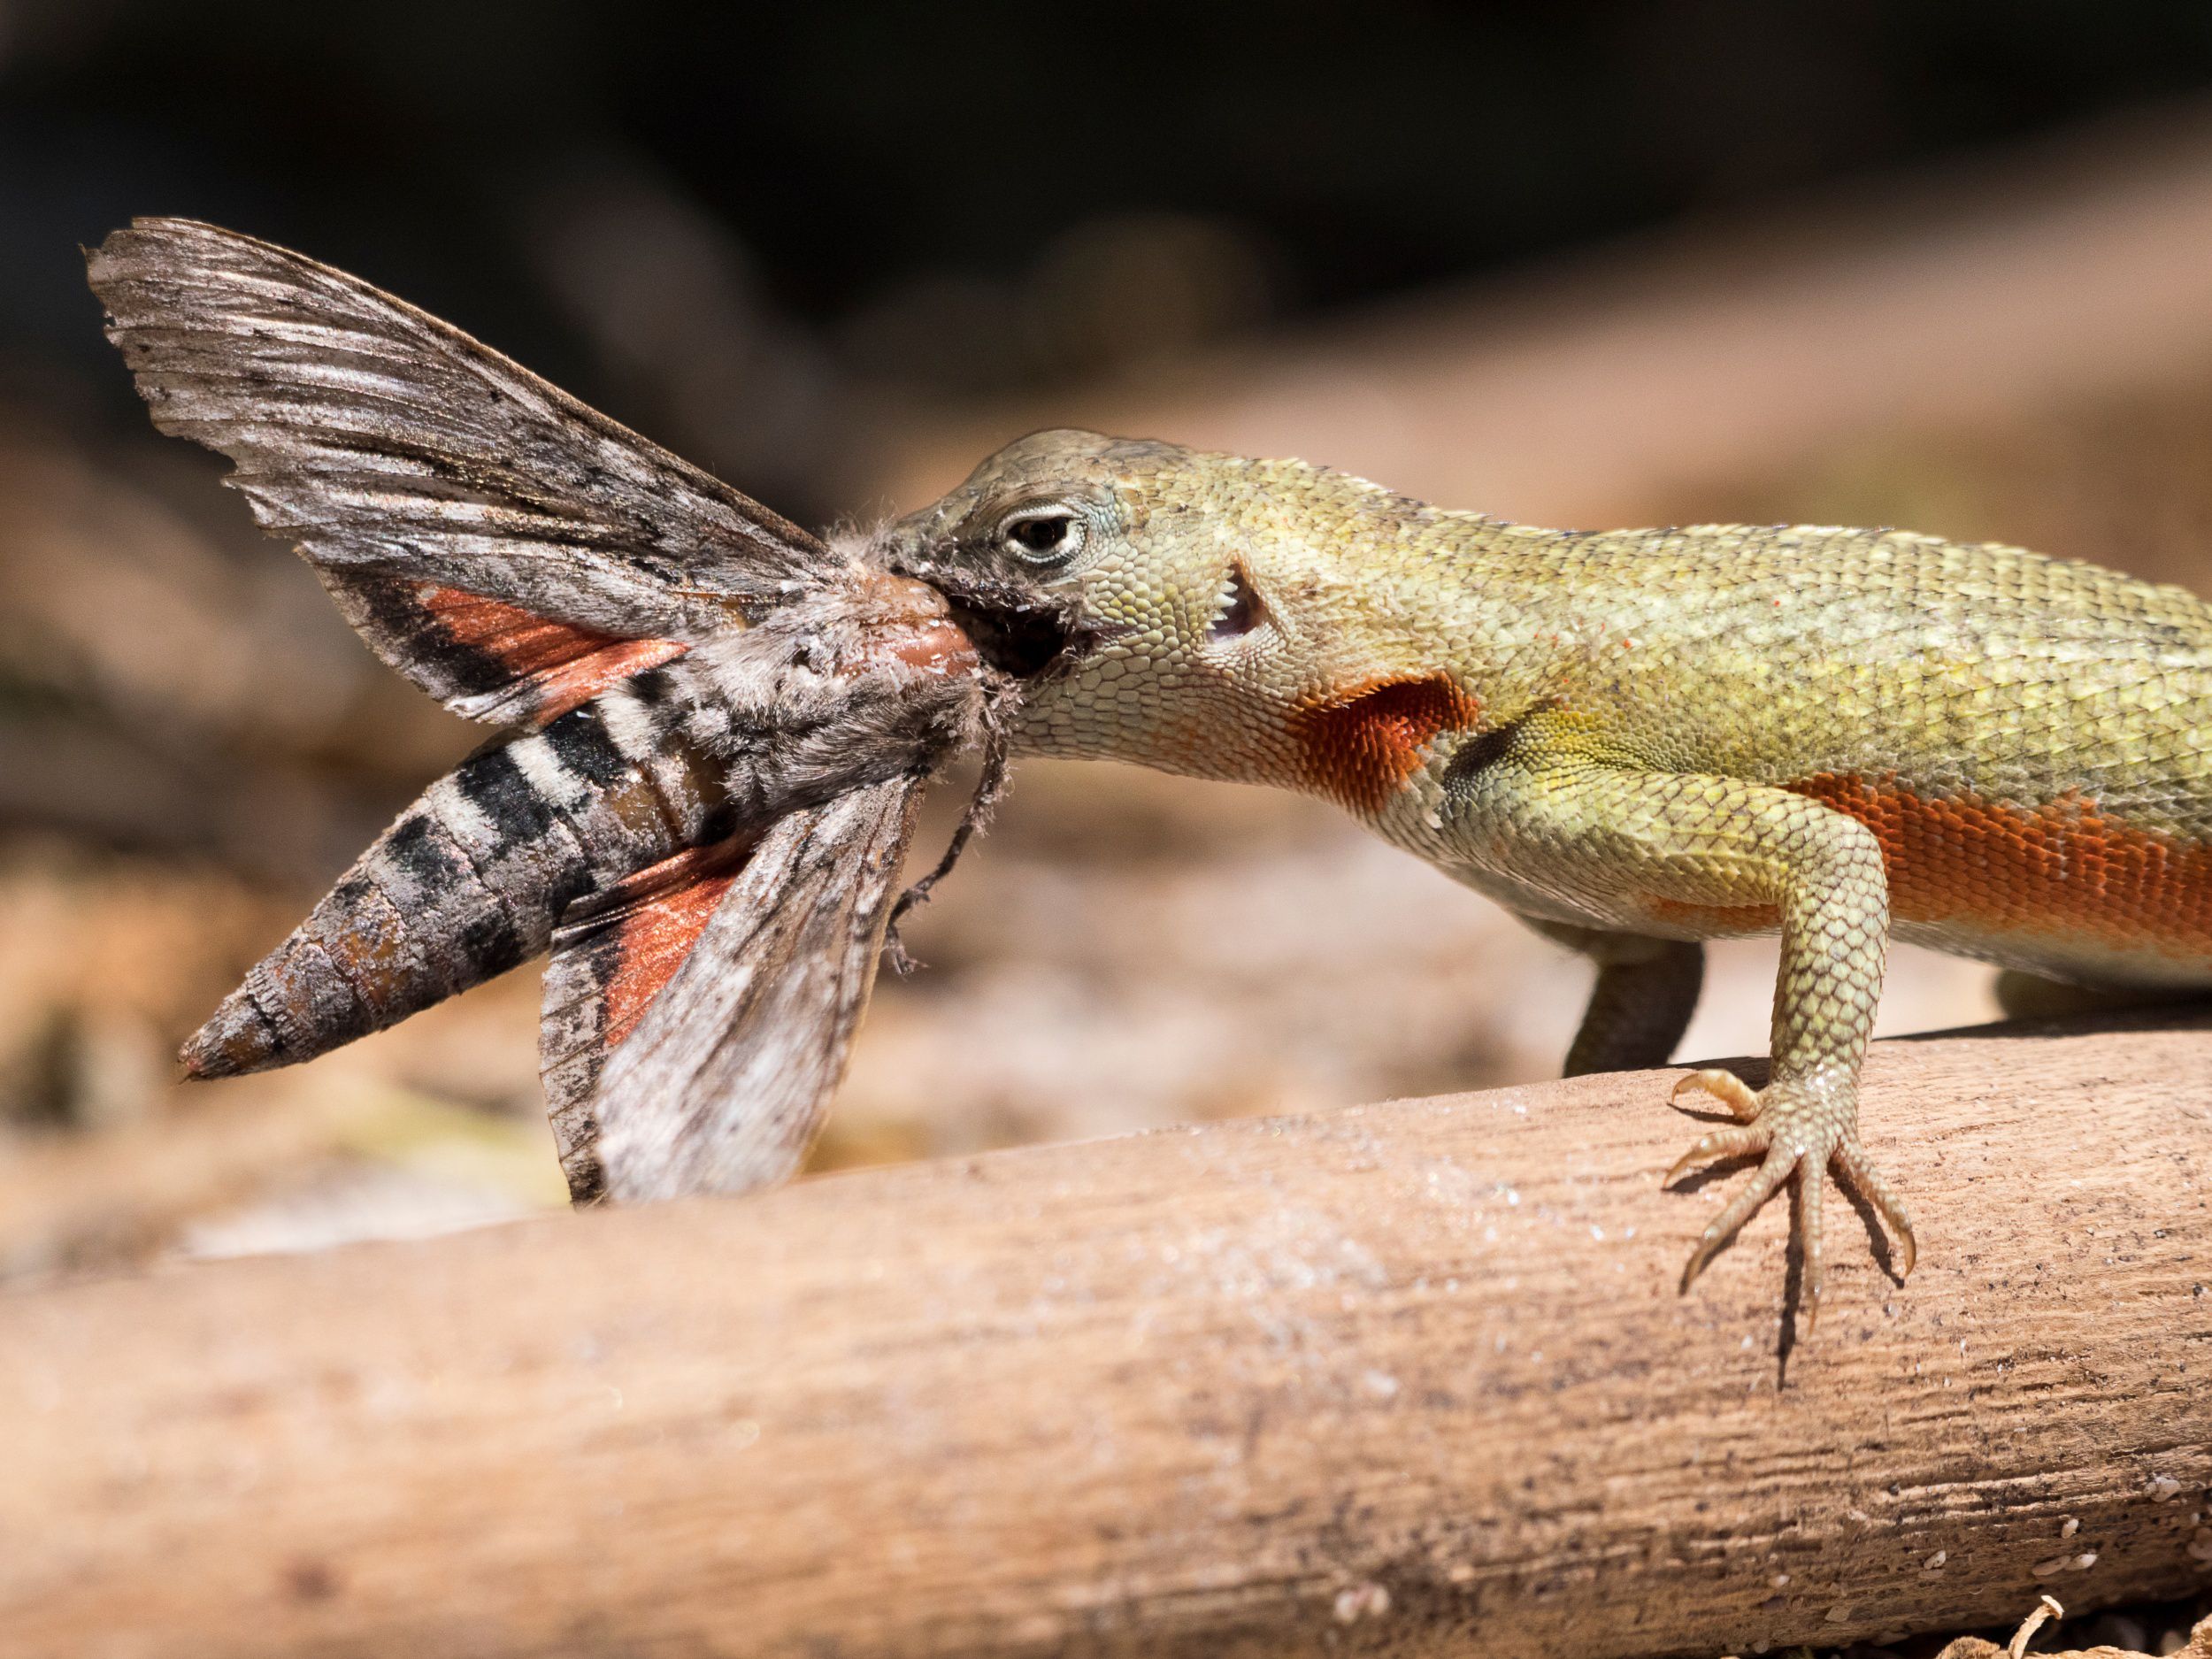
[887,427,1286,765]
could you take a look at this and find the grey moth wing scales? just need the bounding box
[86,216,846,728]
[545,773,930,1203]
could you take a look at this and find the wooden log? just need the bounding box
[4,1014,2211,1659]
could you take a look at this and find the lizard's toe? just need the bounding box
[1663,1124,1767,1186]
[1833,1130,1917,1279]
[1794,1159,1827,1327]
[1671,1067,1760,1121]
[1663,1070,1913,1319]
[1679,1136,1797,1291]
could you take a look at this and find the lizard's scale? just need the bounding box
[895,430,2212,1325]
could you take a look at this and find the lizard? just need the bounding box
[890,427,2212,1325]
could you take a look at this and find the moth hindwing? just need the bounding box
[543,774,931,1202]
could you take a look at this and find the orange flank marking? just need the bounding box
[1291,673,1481,814]
[601,866,741,1050]
[419,586,689,718]
[1643,897,1780,934]
[1790,773,2212,951]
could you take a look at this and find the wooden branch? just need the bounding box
[5,1015,2211,1658]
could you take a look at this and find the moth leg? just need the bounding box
[1521,918,1704,1076]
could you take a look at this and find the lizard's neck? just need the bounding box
[1006,503,1574,800]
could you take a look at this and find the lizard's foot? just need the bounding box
[1664,1067,1916,1325]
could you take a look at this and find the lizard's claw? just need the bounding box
[1664,1069,1916,1326]
[1832,1132,1917,1279]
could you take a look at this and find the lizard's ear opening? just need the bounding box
[1208,560,1267,641]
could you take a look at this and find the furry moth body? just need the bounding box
[88,219,1008,1203]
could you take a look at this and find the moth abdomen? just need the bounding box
[181,687,731,1079]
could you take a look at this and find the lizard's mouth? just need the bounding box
[899,560,1106,681]
[950,598,1073,679]
[944,588,1075,679]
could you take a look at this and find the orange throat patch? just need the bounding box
[1291,674,1483,815]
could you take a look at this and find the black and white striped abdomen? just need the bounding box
[181,671,732,1079]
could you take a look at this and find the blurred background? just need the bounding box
[12,0,2212,1279]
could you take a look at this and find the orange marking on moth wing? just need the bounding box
[600,868,741,1051]
[419,585,689,718]
[1789,773,2212,952]
[528,638,694,718]
[1291,674,1483,814]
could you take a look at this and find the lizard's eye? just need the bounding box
[1000,507,1086,565]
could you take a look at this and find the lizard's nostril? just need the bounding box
[1209,562,1265,640]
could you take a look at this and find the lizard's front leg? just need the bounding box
[1520,918,1704,1076]
[1439,718,1916,1323]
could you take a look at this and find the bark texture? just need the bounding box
[4,1014,2210,1658]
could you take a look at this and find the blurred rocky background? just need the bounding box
[7,0,2212,1312]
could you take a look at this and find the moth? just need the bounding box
[87,219,1072,1203]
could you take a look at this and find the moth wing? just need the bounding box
[539,773,926,1204]
[88,217,844,726]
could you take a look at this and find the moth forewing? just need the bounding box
[567,774,930,1203]
[86,218,847,729]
